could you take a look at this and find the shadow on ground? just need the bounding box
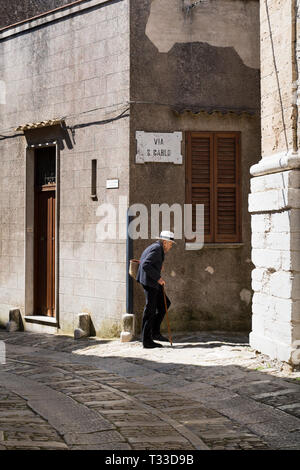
[0,327,112,352]
[1,328,300,450]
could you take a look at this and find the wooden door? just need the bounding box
[34,185,56,317]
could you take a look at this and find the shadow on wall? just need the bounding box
[131,0,260,112]
[133,288,252,335]
[162,307,252,333]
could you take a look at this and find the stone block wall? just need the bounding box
[0,0,130,335]
[249,0,300,365]
[249,170,300,362]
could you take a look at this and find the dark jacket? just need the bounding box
[136,240,164,289]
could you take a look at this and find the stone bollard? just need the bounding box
[120,313,135,343]
[74,313,91,340]
[291,340,300,368]
[6,309,22,332]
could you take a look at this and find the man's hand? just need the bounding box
[158,278,166,286]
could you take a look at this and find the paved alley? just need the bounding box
[0,329,299,450]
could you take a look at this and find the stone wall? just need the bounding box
[249,171,300,361]
[0,0,130,335]
[130,0,261,333]
[259,0,296,157]
[249,0,300,364]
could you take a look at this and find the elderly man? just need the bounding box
[136,231,175,348]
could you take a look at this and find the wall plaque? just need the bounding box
[136,131,182,164]
[106,179,119,189]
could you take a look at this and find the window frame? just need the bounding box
[185,131,242,244]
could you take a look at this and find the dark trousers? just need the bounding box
[141,284,171,345]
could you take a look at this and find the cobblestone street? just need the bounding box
[0,329,299,450]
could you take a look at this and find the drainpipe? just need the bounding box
[126,210,133,315]
[120,211,134,342]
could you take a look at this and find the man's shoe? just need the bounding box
[152,333,169,342]
[143,341,163,349]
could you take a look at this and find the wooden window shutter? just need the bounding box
[186,131,241,244]
[186,132,214,243]
[214,133,241,242]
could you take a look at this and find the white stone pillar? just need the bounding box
[249,169,300,363]
[249,0,300,366]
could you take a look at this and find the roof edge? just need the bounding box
[0,0,113,39]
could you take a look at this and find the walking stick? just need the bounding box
[162,285,173,346]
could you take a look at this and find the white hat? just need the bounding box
[156,230,176,244]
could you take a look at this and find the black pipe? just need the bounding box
[126,210,133,314]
